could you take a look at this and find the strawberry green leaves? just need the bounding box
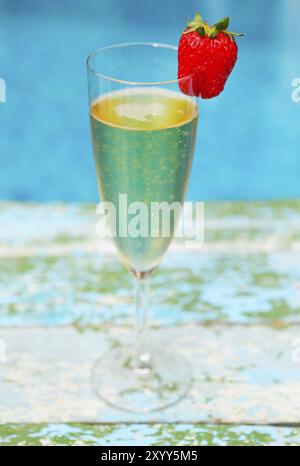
[213,17,230,31]
[183,12,243,40]
[187,12,204,29]
[195,25,206,37]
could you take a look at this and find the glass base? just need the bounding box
[92,346,191,413]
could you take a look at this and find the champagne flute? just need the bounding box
[87,43,198,412]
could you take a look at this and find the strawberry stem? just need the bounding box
[183,12,244,39]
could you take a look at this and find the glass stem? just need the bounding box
[134,274,152,375]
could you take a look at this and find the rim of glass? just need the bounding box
[86,42,193,86]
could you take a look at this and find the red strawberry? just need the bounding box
[178,13,243,98]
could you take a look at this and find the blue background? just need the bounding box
[0,0,299,202]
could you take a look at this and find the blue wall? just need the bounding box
[0,0,299,201]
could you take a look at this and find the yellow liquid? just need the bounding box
[91,87,197,130]
[91,88,198,272]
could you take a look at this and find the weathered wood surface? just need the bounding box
[1,424,300,446]
[2,201,300,326]
[1,325,300,425]
[1,201,300,445]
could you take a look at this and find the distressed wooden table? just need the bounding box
[1,201,300,446]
